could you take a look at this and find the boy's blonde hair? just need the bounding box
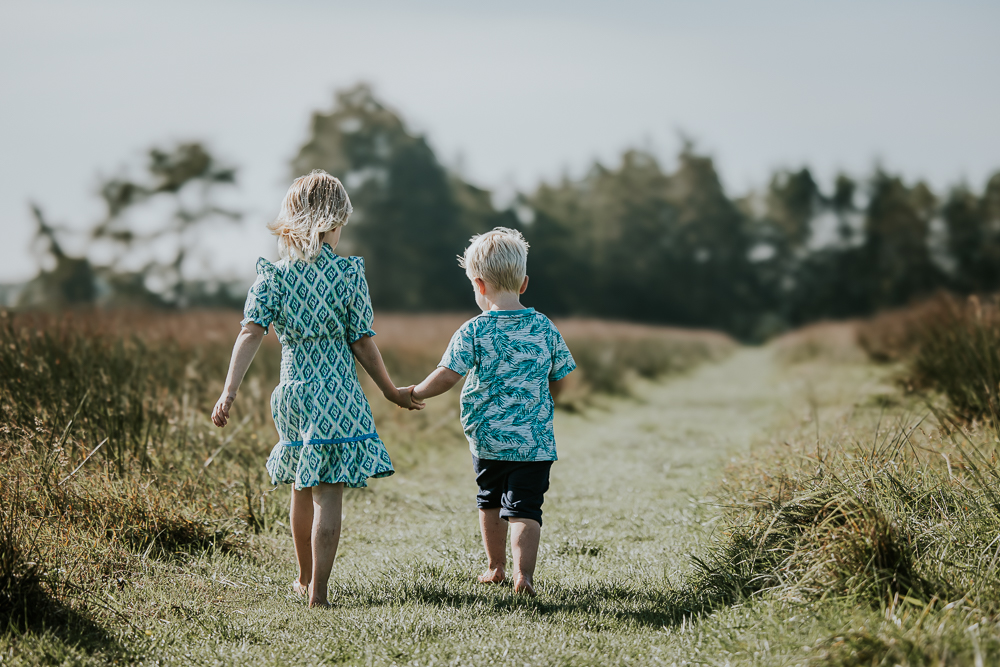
[459,227,530,292]
[267,170,353,262]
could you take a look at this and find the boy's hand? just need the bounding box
[212,392,236,427]
[386,386,425,410]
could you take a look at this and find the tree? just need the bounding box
[18,142,239,309]
[291,84,496,311]
[861,173,945,309]
[92,142,240,306]
[944,172,1000,292]
[17,205,97,308]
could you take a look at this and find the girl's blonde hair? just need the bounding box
[267,170,353,262]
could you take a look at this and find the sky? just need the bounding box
[1,0,998,284]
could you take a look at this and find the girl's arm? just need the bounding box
[412,367,462,402]
[350,335,424,410]
[212,322,267,427]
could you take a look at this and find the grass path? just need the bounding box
[547,347,784,582]
[119,349,827,665]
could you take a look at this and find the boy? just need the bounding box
[411,227,575,597]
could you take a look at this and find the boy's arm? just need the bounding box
[549,376,569,401]
[412,367,463,401]
[212,322,267,427]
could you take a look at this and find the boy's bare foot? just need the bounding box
[308,582,332,608]
[291,580,309,598]
[513,574,536,597]
[477,568,506,584]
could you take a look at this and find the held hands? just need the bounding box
[211,392,236,427]
[385,385,425,410]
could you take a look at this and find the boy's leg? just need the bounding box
[510,518,541,596]
[290,487,314,594]
[499,461,551,597]
[309,482,344,607]
[478,508,507,583]
[473,457,507,584]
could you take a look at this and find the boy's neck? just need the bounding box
[482,291,526,312]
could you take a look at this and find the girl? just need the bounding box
[212,170,423,608]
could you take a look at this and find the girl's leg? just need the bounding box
[478,508,507,583]
[290,486,314,593]
[509,518,540,597]
[309,482,344,607]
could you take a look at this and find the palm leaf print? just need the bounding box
[489,428,529,447]
[510,403,538,426]
[505,386,534,402]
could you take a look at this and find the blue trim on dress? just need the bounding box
[277,432,379,446]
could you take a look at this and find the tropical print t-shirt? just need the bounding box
[439,308,576,461]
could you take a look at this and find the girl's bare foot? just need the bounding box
[291,580,309,598]
[309,599,332,609]
[477,568,506,584]
[513,574,536,597]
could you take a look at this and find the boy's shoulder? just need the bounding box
[462,309,558,336]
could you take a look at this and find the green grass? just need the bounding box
[3,309,999,665]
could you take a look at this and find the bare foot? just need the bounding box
[477,568,506,584]
[309,583,332,608]
[513,574,536,597]
[291,580,309,598]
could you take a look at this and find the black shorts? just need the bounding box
[472,456,553,527]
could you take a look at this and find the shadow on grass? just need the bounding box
[2,478,128,661]
[2,578,129,662]
[340,565,732,630]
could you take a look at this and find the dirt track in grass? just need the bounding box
[249,347,803,666]
[19,348,848,666]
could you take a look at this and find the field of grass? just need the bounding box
[3,307,999,665]
[0,308,732,665]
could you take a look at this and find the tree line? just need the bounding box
[21,84,1000,340]
[293,85,1000,340]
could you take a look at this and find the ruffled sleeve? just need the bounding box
[241,258,280,334]
[345,257,376,343]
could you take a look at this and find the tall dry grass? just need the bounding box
[367,312,735,403]
[770,320,867,365]
[690,389,1000,661]
[0,307,730,642]
[856,297,948,364]
[857,293,1000,420]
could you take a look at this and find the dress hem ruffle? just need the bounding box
[265,436,394,490]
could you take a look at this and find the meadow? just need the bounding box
[2,304,1000,665]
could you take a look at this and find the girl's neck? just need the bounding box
[321,227,343,252]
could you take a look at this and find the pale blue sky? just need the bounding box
[1,0,998,282]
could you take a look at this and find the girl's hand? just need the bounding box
[386,386,424,410]
[212,393,236,427]
[406,386,426,410]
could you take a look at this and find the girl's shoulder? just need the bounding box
[257,250,366,285]
[336,254,366,274]
[255,256,280,277]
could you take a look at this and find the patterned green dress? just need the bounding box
[241,244,394,490]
